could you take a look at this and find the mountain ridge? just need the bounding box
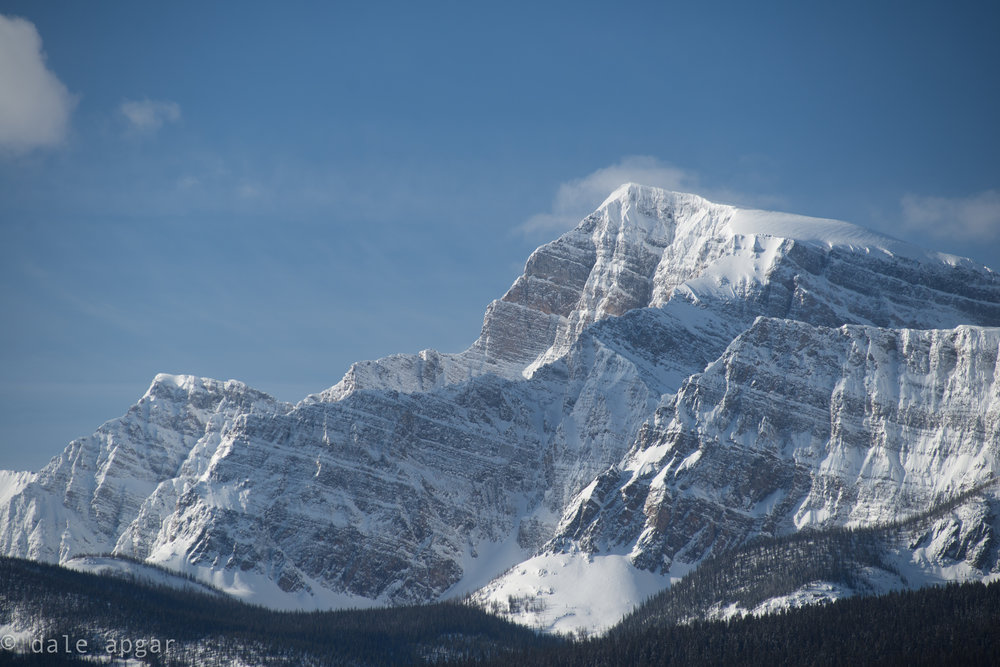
[2,184,999,635]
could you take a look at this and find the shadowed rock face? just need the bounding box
[2,184,1000,613]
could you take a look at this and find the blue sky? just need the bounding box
[2,1,999,471]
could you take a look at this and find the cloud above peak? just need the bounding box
[0,14,74,154]
[519,156,697,236]
[518,156,784,237]
[120,98,181,133]
[901,190,1000,241]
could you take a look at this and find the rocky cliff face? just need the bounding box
[472,319,1000,633]
[0,375,291,563]
[2,184,999,630]
[126,373,560,605]
[552,320,1000,566]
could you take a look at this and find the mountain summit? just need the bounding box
[3,184,999,634]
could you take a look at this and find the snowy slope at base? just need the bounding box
[471,551,673,636]
[442,524,533,601]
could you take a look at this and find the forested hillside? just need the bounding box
[0,556,558,665]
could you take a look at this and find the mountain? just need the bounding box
[2,184,999,635]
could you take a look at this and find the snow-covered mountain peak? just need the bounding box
[598,183,979,271]
[599,182,714,211]
[142,373,282,411]
[310,184,999,403]
[146,373,243,396]
[595,183,718,231]
[143,373,204,400]
[600,181,652,205]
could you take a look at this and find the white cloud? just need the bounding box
[519,156,698,236]
[0,14,74,153]
[120,98,181,133]
[900,190,1000,241]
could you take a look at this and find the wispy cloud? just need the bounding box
[901,190,1000,241]
[0,14,75,154]
[120,98,181,134]
[517,156,783,237]
[519,156,696,236]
